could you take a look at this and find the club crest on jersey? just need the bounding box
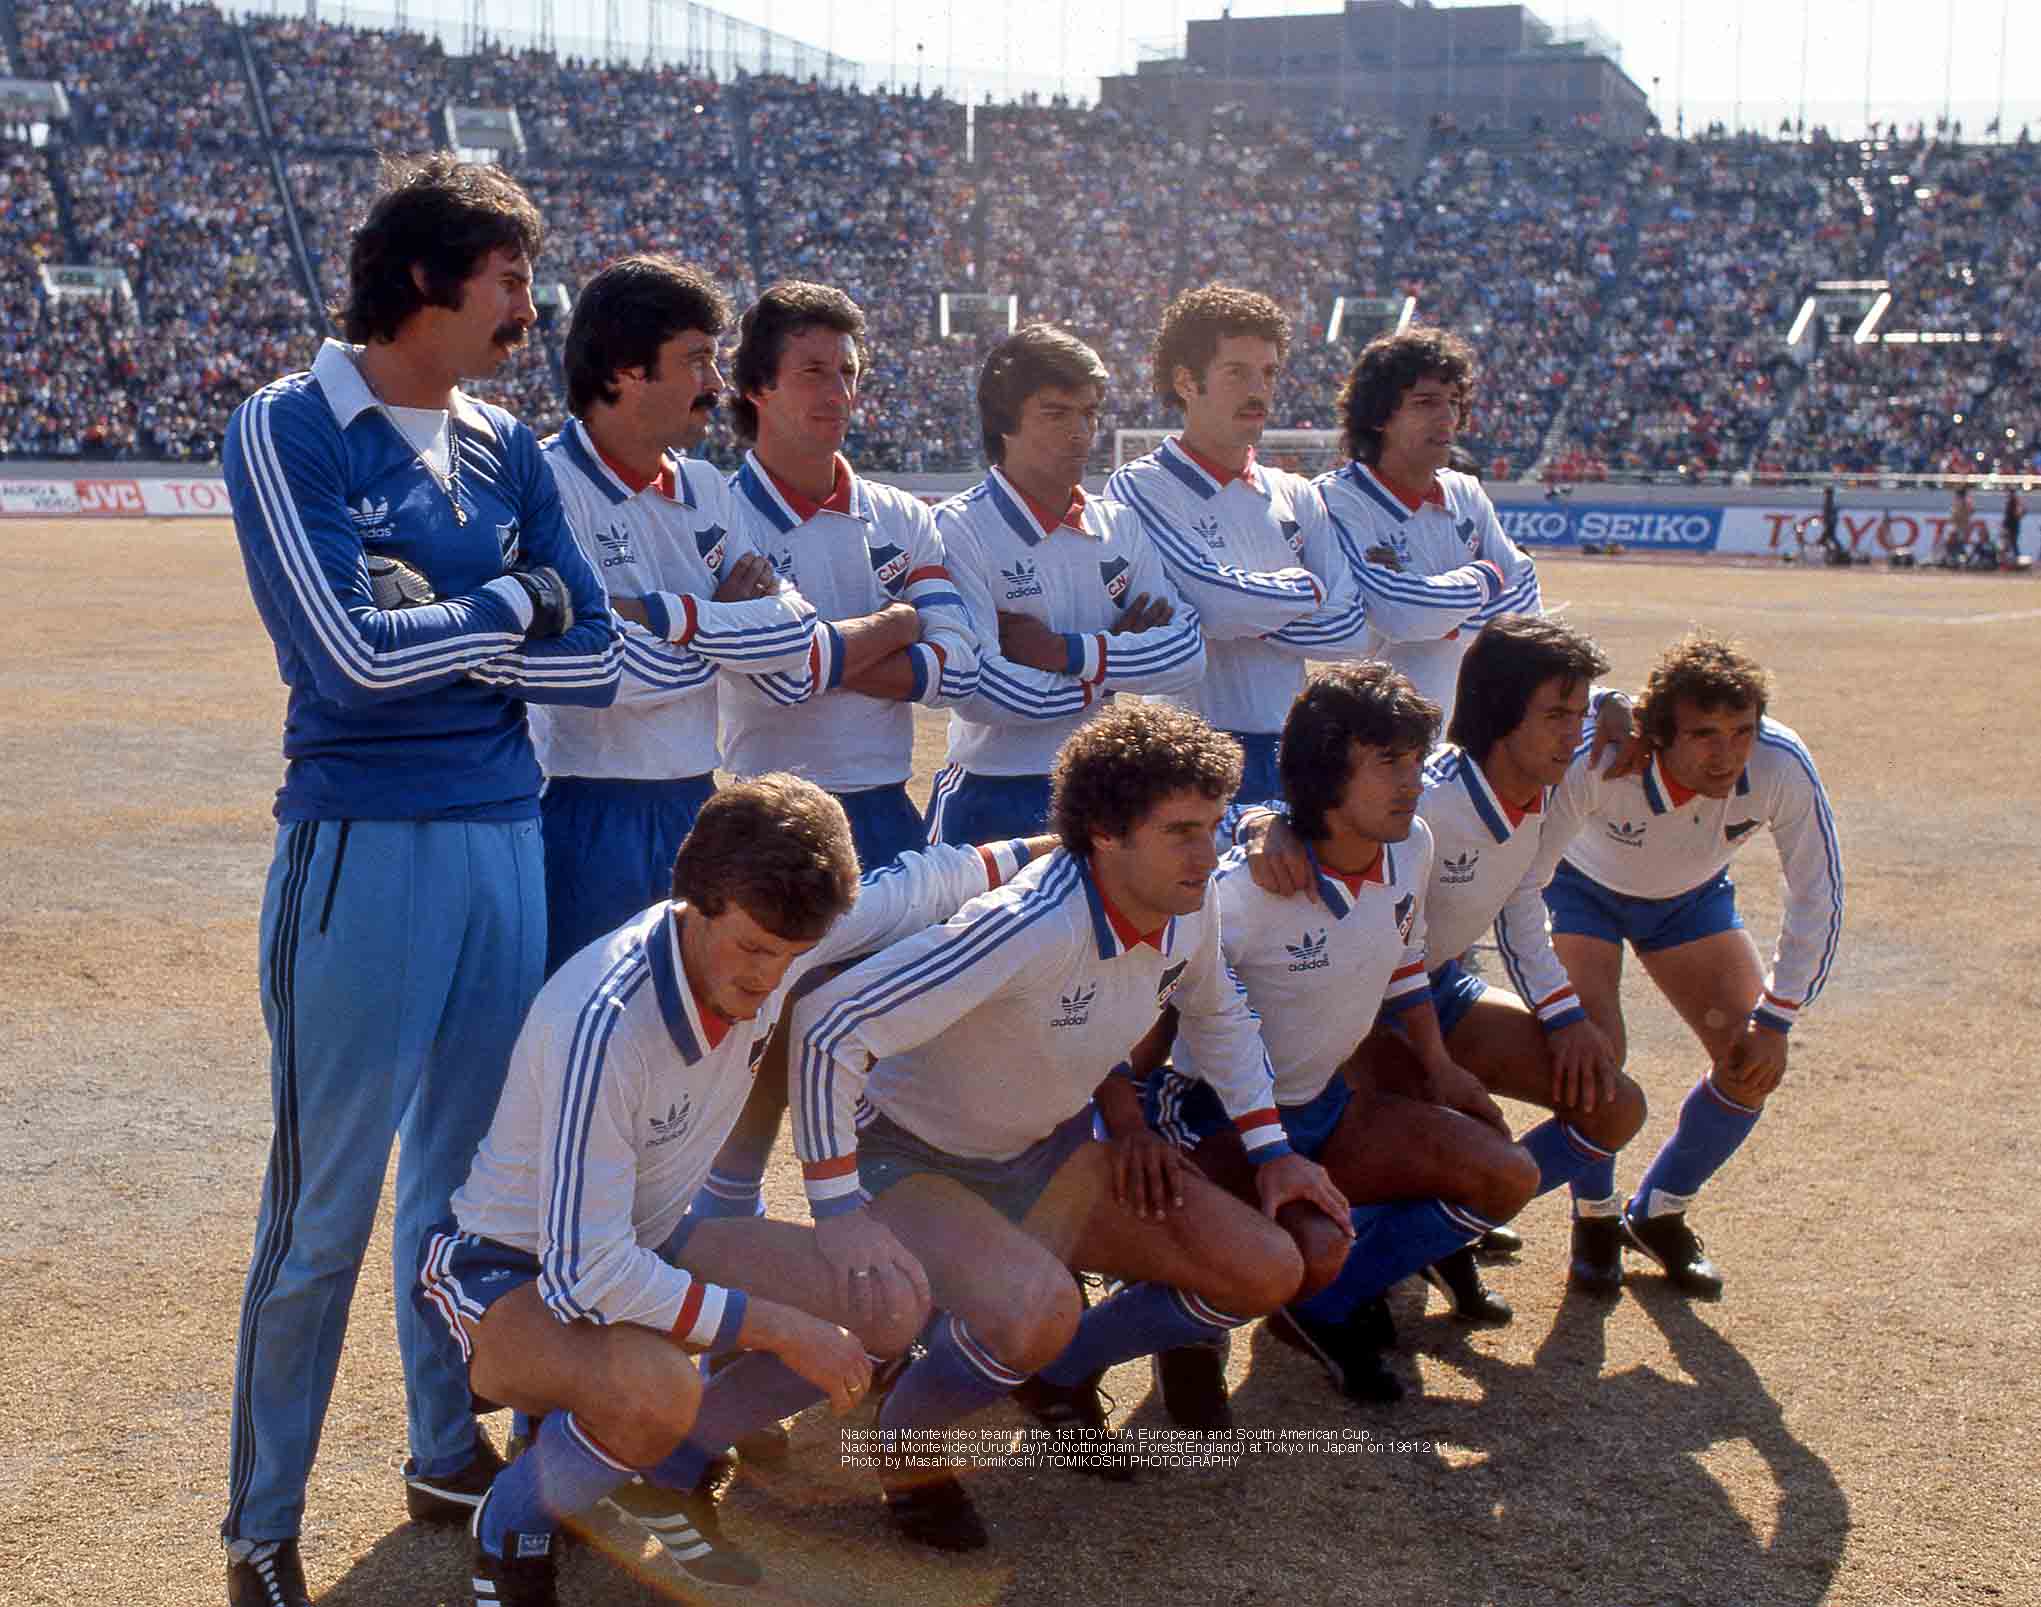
[1100,556,1133,604]
[1440,850,1480,885]
[869,541,911,590]
[1285,929,1331,972]
[1051,983,1097,1029]
[1002,559,1044,600]
[1393,894,1417,943]
[1725,818,1762,843]
[1279,517,1304,555]
[595,521,636,569]
[1193,515,1224,549]
[694,523,728,571]
[648,1097,693,1148]
[1605,820,1648,848]
[1455,515,1479,553]
[1156,960,1189,1006]
[496,519,522,567]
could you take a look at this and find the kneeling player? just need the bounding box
[790,703,1350,1551]
[1132,664,1541,1412]
[419,778,1050,1605]
[1545,633,1843,1298]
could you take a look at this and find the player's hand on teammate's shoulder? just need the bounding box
[1588,692,1650,778]
[1255,1152,1353,1233]
[814,1208,931,1326]
[1239,811,1316,900]
[1545,1017,1620,1113]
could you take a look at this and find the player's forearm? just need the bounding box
[837,647,919,700]
[834,603,920,680]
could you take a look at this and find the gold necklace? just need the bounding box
[356,355,467,524]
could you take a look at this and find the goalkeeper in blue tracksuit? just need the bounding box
[217,154,620,1607]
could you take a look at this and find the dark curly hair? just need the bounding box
[1449,615,1611,762]
[1151,283,1291,411]
[1281,663,1441,841]
[1051,703,1243,857]
[671,774,860,941]
[977,323,1108,465]
[337,153,544,345]
[563,254,730,416]
[729,281,868,443]
[1636,633,1771,749]
[1336,327,1475,465]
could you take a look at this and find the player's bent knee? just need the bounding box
[853,1290,932,1360]
[583,1336,703,1467]
[1284,1210,1352,1303]
[975,1267,1084,1375]
[1593,1074,1648,1148]
[1465,1145,1540,1224]
[1212,1222,1305,1317]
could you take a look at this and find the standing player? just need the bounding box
[534,254,825,975]
[718,281,978,870]
[218,156,620,1607]
[790,703,1350,1551]
[1240,618,1649,1301]
[423,777,1053,1604]
[926,322,1205,845]
[1317,327,1541,719]
[1545,634,1844,1297]
[1103,284,1370,803]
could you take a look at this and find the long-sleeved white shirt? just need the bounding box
[719,450,979,789]
[935,468,1205,777]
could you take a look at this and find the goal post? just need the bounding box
[1111,427,1346,476]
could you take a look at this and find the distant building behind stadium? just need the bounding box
[1101,0,1652,138]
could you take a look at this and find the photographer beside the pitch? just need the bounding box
[217,154,620,1607]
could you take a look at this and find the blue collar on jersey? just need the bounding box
[1306,838,1395,921]
[556,419,701,510]
[736,450,873,534]
[648,908,711,1064]
[1642,754,1751,815]
[1340,460,1421,525]
[984,467,1094,546]
[1452,748,1548,844]
[1075,855,1180,961]
[1155,435,1268,502]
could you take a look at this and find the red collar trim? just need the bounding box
[764,454,854,521]
[1178,438,1259,490]
[1499,790,1545,830]
[1374,465,1447,512]
[1099,887,1167,952]
[688,977,733,1051]
[1326,843,1387,892]
[594,438,673,499]
[1019,481,1088,535]
[1659,763,1699,810]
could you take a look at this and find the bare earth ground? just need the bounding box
[2,521,2036,1607]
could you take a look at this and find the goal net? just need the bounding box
[1111,428,1345,477]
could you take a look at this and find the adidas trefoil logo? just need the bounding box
[1284,929,1331,972]
[1052,982,1098,1028]
[349,495,390,528]
[1605,820,1648,847]
[1002,558,1044,599]
[1440,850,1479,885]
[648,1096,693,1147]
[1193,515,1224,549]
[595,521,636,569]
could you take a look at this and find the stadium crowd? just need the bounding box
[2,0,2036,483]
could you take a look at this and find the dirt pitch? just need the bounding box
[2,520,2037,1607]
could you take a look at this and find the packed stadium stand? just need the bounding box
[2,0,2036,482]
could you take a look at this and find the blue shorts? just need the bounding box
[415,1216,702,1366]
[1144,1068,1348,1162]
[835,782,927,872]
[1226,730,1283,807]
[541,773,715,976]
[1428,958,1489,1038]
[924,766,1052,847]
[1544,860,1743,953]
[858,1105,1097,1225]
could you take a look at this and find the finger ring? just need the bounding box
[851,1268,870,1278]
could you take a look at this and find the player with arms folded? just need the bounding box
[790,704,1350,1551]
[1317,328,1541,720]
[218,155,620,1607]
[925,321,1204,845]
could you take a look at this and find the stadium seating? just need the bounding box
[3,0,2036,483]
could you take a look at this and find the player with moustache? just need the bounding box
[219,155,620,1607]
[421,776,1056,1605]
[924,321,1205,847]
[1128,665,1544,1412]
[1316,328,1541,721]
[1237,618,1651,1313]
[534,255,828,977]
[1542,634,1843,1298]
[789,704,1352,1552]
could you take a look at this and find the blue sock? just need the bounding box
[478,1412,633,1557]
[879,1314,1027,1431]
[686,1167,767,1222]
[1630,1076,1761,1217]
[1570,1152,1619,1212]
[1520,1117,1617,1198]
[644,1352,828,1492]
[1295,1200,1496,1326]
[1037,1282,1241,1388]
